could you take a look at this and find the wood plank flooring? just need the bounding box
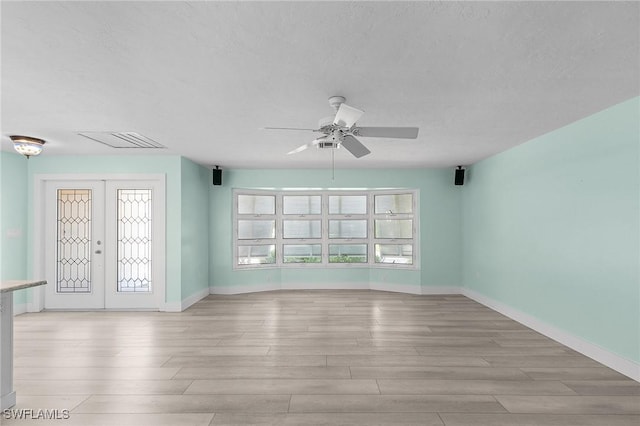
[6,290,640,425]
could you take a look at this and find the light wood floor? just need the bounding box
[7,290,640,425]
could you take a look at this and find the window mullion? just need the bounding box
[369,194,374,266]
[276,194,282,266]
[322,193,328,265]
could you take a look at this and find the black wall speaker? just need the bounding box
[212,167,222,186]
[454,167,465,186]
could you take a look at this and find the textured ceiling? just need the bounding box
[1,1,638,169]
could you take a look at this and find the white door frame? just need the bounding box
[31,174,167,312]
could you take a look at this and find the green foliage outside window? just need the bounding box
[329,254,367,263]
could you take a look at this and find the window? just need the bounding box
[283,195,321,215]
[374,219,413,239]
[375,244,413,265]
[374,193,413,214]
[235,194,277,266]
[329,220,367,239]
[373,192,415,265]
[234,190,418,269]
[283,220,321,239]
[329,195,367,214]
[283,244,322,263]
[329,244,368,263]
[238,220,276,239]
[238,245,276,265]
[237,194,275,215]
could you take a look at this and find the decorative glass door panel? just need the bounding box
[56,189,93,293]
[117,189,152,293]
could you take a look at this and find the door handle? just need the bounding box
[95,250,102,254]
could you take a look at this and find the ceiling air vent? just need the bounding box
[78,132,166,149]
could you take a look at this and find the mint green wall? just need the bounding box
[0,152,29,306]
[180,157,210,300]
[26,155,184,303]
[462,97,640,363]
[209,168,462,291]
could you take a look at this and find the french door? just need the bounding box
[44,179,165,310]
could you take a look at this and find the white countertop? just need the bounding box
[0,280,47,293]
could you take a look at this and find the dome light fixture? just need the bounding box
[10,135,46,159]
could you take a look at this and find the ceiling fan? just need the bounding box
[264,96,419,158]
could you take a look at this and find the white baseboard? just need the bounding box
[281,281,371,291]
[419,285,462,295]
[462,287,640,382]
[210,282,456,295]
[182,287,211,311]
[163,287,211,312]
[211,283,281,295]
[369,281,422,294]
[212,282,370,294]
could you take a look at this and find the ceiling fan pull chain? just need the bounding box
[331,147,335,181]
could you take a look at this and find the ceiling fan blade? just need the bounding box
[341,135,371,158]
[263,127,318,132]
[287,144,310,155]
[353,126,419,139]
[333,103,364,128]
[287,138,322,155]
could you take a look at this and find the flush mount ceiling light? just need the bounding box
[10,135,46,158]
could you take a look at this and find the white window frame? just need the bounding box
[232,189,419,270]
[327,191,369,266]
[371,190,419,266]
[234,191,278,268]
[281,192,323,265]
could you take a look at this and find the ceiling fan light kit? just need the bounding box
[266,96,419,159]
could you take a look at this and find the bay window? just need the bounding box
[233,189,418,269]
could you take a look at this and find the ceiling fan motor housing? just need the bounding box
[317,129,345,149]
[317,129,344,149]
